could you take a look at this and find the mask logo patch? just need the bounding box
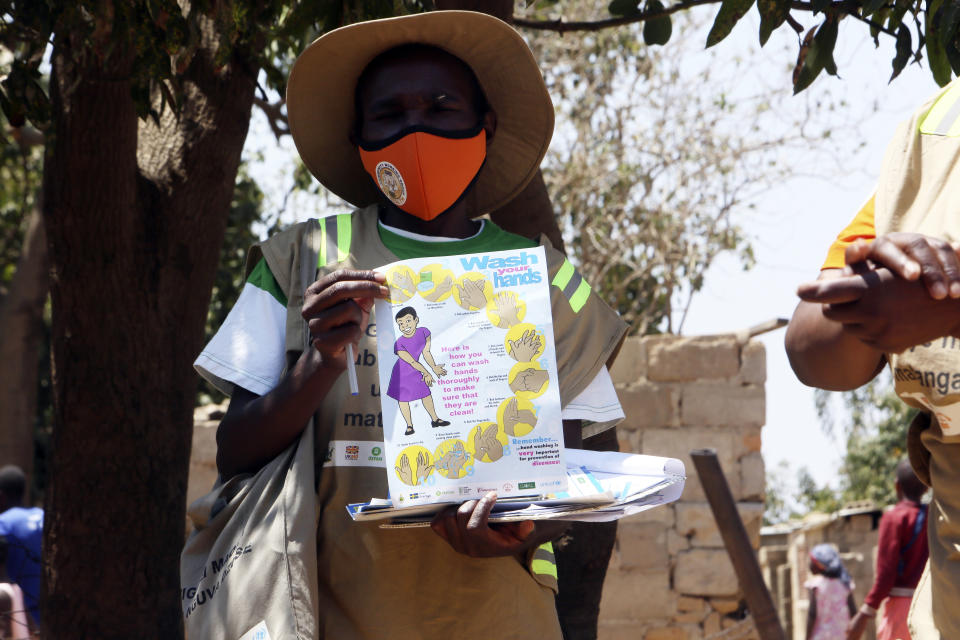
[375,161,407,206]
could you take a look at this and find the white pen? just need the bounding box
[345,343,359,396]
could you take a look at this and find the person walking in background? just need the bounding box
[806,544,856,640]
[848,460,928,640]
[0,535,32,639]
[0,466,42,625]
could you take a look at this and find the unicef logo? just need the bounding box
[375,161,407,206]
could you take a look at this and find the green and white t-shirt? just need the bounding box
[195,218,624,427]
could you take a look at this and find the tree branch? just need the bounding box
[512,0,718,32]
[254,96,289,140]
[514,0,897,39]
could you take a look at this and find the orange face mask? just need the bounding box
[358,126,486,221]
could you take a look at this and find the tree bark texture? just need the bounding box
[0,206,47,491]
[41,22,257,639]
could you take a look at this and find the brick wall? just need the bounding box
[599,334,767,640]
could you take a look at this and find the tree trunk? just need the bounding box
[0,205,47,493]
[41,21,257,639]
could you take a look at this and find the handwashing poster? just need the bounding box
[374,246,567,507]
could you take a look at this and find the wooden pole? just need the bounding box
[690,448,785,640]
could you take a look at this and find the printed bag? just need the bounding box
[179,419,319,640]
[180,231,321,640]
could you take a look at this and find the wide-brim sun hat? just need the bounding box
[286,10,555,215]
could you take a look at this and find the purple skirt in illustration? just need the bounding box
[386,327,431,401]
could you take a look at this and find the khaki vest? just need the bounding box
[874,79,960,443]
[250,206,627,640]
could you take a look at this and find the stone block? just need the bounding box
[739,452,765,501]
[668,528,690,554]
[674,549,739,597]
[673,610,706,624]
[703,612,722,638]
[677,595,706,612]
[680,383,765,428]
[675,502,763,548]
[647,335,741,382]
[645,628,689,640]
[618,521,669,571]
[610,337,647,385]
[628,503,676,527]
[600,568,676,620]
[709,598,741,614]
[642,428,741,502]
[620,429,642,454]
[619,383,679,431]
[737,341,766,385]
[737,426,763,454]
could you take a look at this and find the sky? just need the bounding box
[676,12,938,493]
[241,8,942,499]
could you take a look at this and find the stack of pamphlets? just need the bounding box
[346,448,685,527]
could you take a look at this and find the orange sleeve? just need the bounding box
[821,195,876,270]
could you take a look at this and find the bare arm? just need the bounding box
[216,350,343,478]
[216,269,387,478]
[785,269,886,391]
[421,335,445,376]
[396,349,429,375]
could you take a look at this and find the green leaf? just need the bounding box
[757,0,790,46]
[609,0,641,16]
[862,0,888,15]
[927,0,953,85]
[938,0,960,48]
[792,19,838,93]
[643,0,673,45]
[706,0,757,47]
[817,17,839,76]
[890,24,912,80]
[947,38,960,74]
[886,0,910,30]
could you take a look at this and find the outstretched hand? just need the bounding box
[430,492,535,558]
[416,450,434,485]
[493,292,522,327]
[508,329,542,362]
[476,423,503,461]
[395,454,414,486]
[456,277,488,310]
[390,270,416,298]
[502,397,537,436]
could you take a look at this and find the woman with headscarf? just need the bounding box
[805,543,857,640]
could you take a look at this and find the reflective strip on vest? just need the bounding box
[920,81,960,136]
[529,541,559,592]
[551,259,591,313]
[318,214,353,267]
